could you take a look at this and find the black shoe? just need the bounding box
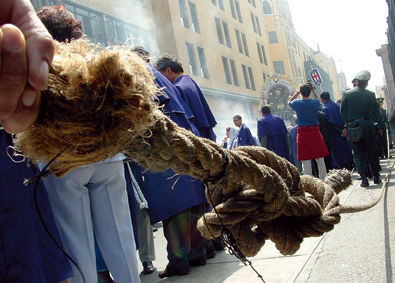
[206,241,217,258]
[189,256,206,266]
[360,179,369,187]
[213,237,226,251]
[374,175,382,184]
[158,265,190,278]
[142,261,155,274]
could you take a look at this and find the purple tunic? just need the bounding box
[257,114,290,160]
[0,131,73,282]
[237,124,256,146]
[322,100,353,167]
[174,75,217,141]
[135,66,205,223]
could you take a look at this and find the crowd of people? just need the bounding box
[221,73,391,187]
[1,2,221,283]
[0,1,392,283]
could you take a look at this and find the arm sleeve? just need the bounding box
[260,136,268,148]
[285,134,291,150]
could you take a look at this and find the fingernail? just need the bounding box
[39,61,49,87]
[1,24,24,53]
[22,90,37,107]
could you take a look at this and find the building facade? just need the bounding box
[151,0,274,137]
[31,0,346,136]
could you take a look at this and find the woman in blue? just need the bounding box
[0,128,73,282]
[288,83,328,180]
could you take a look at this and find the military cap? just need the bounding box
[377,97,384,102]
[354,70,371,81]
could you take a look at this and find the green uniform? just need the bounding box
[378,108,389,158]
[340,86,380,175]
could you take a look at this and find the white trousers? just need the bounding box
[302,158,327,180]
[44,161,140,283]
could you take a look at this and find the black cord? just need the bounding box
[27,150,87,283]
[203,182,265,282]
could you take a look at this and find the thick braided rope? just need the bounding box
[124,114,352,256]
[15,41,354,257]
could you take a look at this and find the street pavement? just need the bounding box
[137,156,395,283]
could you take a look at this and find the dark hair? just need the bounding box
[357,80,368,89]
[131,46,150,62]
[261,105,271,114]
[154,55,184,73]
[233,114,242,120]
[320,91,330,101]
[300,84,312,97]
[37,5,83,42]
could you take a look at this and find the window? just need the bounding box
[255,16,262,35]
[250,13,257,33]
[105,16,146,46]
[252,0,256,7]
[222,57,232,85]
[65,4,106,45]
[241,32,249,56]
[256,42,263,63]
[235,0,243,22]
[242,65,250,89]
[214,17,224,44]
[274,61,285,75]
[230,59,239,86]
[262,73,267,82]
[248,67,256,90]
[229,0,237,19]
[235,29,243,54]
[222,21,232,48]
[178,0,190,28]
[262,1,272,14]
[268,31,278,43]
[186,42,199,76]
[261,45,268,65]
[189,2,200,33]
[211,0,217,4]
[197,47,209,78]
[218,0,225,10]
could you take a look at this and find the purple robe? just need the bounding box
[0,131,73,282]
[322,100,353,168]
[134,66,205,223]
[237,123,256,146]
[257,114,290,160]
[174,75,217,141]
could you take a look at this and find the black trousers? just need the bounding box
[162,203,208,269]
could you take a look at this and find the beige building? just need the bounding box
[151,0,275,137]
[261,0,347,105]
[32,0,345,133]
[33,0,274,138]
[261,0,314,86]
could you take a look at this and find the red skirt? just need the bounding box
[297,125,329,160]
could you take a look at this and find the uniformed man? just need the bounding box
[340,70,381,187]
[377,97,389,158]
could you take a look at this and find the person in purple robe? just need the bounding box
[154,55,217,141]
[257,106,290,160]
[320,92,353,169]
[233,115,256,146]
[132,47,215,278]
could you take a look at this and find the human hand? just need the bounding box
[0,0,55,133]
[341,128,346,138]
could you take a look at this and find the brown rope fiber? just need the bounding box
[14,40,385,257]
